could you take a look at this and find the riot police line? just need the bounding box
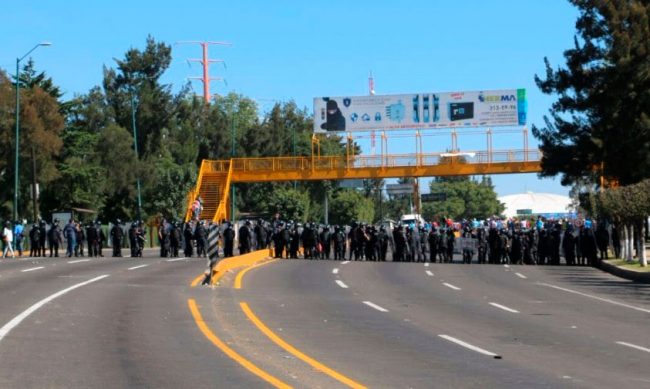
[183,216,617,266]
[6,218,145,258]
[14,214,612,265]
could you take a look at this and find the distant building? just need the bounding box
[498,192,575,219]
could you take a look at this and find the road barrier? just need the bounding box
[210,249,272,285]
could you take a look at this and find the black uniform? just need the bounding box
[48,223,62,257]
[110,223,123,257]
[29,224,40,257]
[86,224,99,257]
[223,224,235,258]
[184,223,194,257]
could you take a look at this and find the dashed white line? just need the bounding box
[539,282,650,314]
[425,270,434,277]
[504,264,510,268]
[363,301,389,312]
[439,335,501,358]
[424,263,430,267]
[341,261,350,265]
[335,280,348,289]
[128,264,149,270]
[0,275,109,342]
[332,268,339,275]
[515,272,527,279]
[68,259,90,264]
[443,282,461,291]
[489,302,520,313]
[616,341,650,353]
[22,267,44,272]
[166,257,187,262]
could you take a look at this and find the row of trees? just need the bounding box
[585,180,649,266]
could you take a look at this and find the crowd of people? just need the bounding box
[0,218,151,259]
[185,214,618,267]
[1,213,619,267]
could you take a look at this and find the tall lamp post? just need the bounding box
[14,42,51,223]
[131,92,142,220]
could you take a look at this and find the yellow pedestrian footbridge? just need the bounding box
[185,149,542,222]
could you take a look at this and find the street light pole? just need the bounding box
[230,116,236,221]
[131,93,142,220]
[14,42,51,223]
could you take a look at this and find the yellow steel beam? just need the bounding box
[230,160,541,183]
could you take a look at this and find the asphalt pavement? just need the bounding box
[0,250,648,388]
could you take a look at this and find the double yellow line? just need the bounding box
[188,260,367,388]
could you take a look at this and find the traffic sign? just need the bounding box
[386,183,414,195]
[421,192,447,202]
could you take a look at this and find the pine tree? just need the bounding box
[533,0,650,186]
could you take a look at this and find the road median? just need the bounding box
[598,260,650,283]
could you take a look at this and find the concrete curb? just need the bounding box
[211,249,273,284]
[598,260,650,283]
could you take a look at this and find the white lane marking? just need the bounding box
[332,268,339,275]
[166,257,187,262]
[489,302,520,313]
[515,272,527,279]
[341,261,350,265]
[22,267,44,272]
[616,341,650,353]
[335,280,348,289]
[128,264,149,270]
[424,263,430,267]
[439,335,500,358]
[443,282,461,291]
[68,259,90,264]
[0,275,109,342]
[539,282,650,314]
[425,270,434,277]
[504,264,510,268]
[363,301,389,312]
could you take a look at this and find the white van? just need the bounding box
[400,214,425,227]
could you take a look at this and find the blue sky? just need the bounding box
[2,1,580,197]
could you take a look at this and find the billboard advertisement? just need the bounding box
[313,89,527,133]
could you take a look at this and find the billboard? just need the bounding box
[314,89,527,133]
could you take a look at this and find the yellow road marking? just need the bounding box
[235,259,276,289]
[187,299,292,389]
[190,274,205,287]
[240,302,367,389]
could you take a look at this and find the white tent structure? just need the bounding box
[498,192,574,219]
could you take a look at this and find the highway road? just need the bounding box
[0,251,648,388]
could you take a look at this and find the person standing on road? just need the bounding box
[48,220,62,257]
[111,220,123,257]
[13,220,24,257]
[223,221,235,258]
[29,223,40,257]
[128,222,137,257]
[75,222,85,257]
[3,221,15,258]
[238,221,252,255]
[63,219,77,258]
[97,221,106,257]
[183,222,194,257]
[562,225,576,265]
[86,222,98,257]
[38,220,47,257]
